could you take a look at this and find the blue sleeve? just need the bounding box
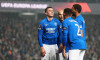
[58,22,62,43]
[62,21,68,46]
[38,22,43,47]
[77,19,83,30]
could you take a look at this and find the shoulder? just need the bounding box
[68,18,76,23]
[76,15,84,21]
[70,18,75,21]
[80,15,84,21]
[53,18,61,25]
[62,19,65,22]
[62,19,68,25]
[53,18,60,22]
[39,18,46,24]
[68,18,79,26]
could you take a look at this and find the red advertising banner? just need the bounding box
[54,3,91,13]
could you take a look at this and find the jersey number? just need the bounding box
[75,24,81,36]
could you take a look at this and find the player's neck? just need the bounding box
[47,16,53,21]
[76,13,80,18]
[65,16,71,19]
[59,20,63,23]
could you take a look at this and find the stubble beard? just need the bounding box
[72,12,76,18]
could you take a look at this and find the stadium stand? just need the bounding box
[0,13,100,60]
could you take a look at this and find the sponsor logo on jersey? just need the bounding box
[44,24,47,26]
[46,28,56,33]
[54,22,57,26]
[60,25,62,28]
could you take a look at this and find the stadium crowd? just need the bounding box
[0,14,40,60]
[0,13,100,60]
[84,15,100,60]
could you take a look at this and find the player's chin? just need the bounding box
[50,14,54,16]
[49,15,53,17]
[72,13,76,17]
[72,12,76,17]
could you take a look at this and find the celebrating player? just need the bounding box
[57,10,69,60]
[62,8,84,60]
[38,7,62,60]
[72,4,87,60]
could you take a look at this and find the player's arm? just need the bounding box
[38,22,46,56]
[38,22,43,47]
[57,22,63,53]
[80,30,83,37]
[62,21,68,58]
[77,19,84,38]
[62,21,68,47]
[62,46,66,58]
[58,22,62,44]
[58,43,63,53]
[79,20,84,38]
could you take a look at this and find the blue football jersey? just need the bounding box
[38,17,62,47]
[57,22,62,48]
[75,15,87,49]
[57,22,69,52]
[62,17,85,50]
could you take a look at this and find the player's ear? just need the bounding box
[63,13,66,16]
[45,12,47,15]
[75,9,78,12]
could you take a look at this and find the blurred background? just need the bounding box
[0,0,100,60]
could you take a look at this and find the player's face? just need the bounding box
[45,8,54,17]
[58,11,64,21]
[72,7,76,13]
[72,6,76,17]
[63,13,66,19]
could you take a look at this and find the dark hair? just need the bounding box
[73,4,82,13]
[45,7,53,12]
[64,8,73,16]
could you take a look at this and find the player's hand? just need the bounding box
[41,47,46,57]
[58,43,63,53]
[62,49,66,58]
